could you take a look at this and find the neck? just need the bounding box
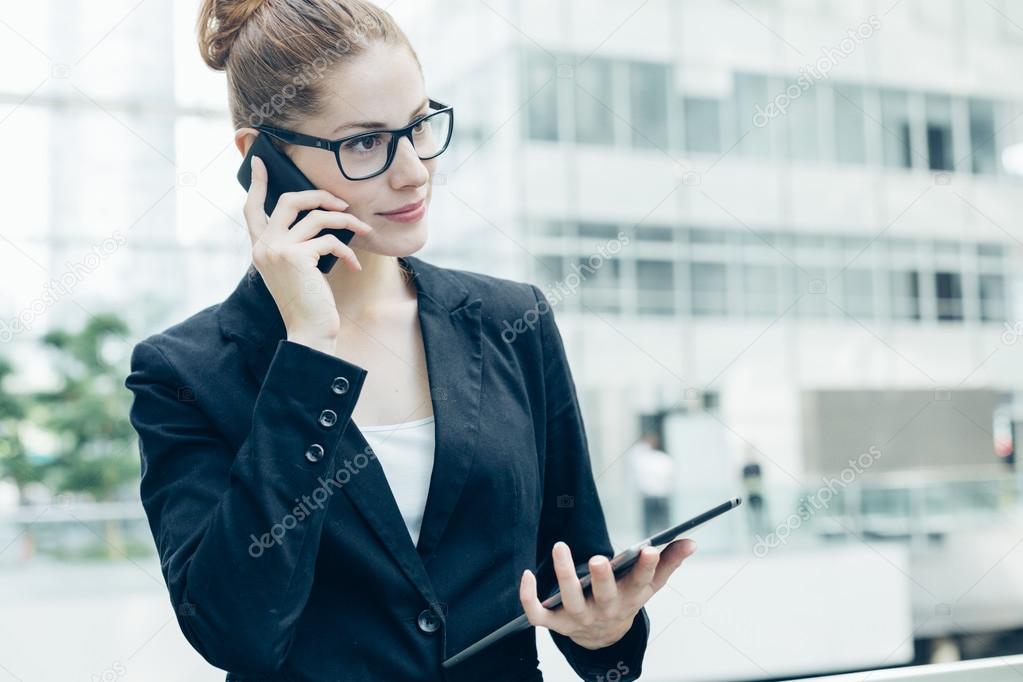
[325,248,412,323]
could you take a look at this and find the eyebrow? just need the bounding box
[331,98,430,136]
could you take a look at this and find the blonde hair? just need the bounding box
[196,0,421,132]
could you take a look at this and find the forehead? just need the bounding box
[316,42,425,131]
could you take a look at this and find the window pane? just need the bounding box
[691,262,728,316]
[935,271,963,321]
[891,270,921,320]
[629,61,669,149]
[690,229,732,245]
[796,267,830,317]
[841,269,875,319]
[978,243,1005,258]
[636,225,674,242]
[969,99,998,174]
[578,222,621,240]
[578,257,621,313]
[743,265,780,316]
[638,260,676,315]
[576,255,620,289]
[526,52,558,141]
[638,260,674,291]
[575,58,614,145]
[834,83,867,164]
[881,89,913,169]
[734,73,771,157]
[926,95,954,171]
[683,97,722,153]
[979,273,1007,322]
[786,82,818,161]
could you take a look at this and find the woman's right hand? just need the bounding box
[243,155,374,353]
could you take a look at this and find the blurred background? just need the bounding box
[3,0,1023,680]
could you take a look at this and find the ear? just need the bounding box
[235,127,259,157]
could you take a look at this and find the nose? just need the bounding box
[388,135,431,187]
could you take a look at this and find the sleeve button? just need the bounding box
[318,409,338,428]
[331,376,350,395]
[417,608,442,633]
[304,443,325,463]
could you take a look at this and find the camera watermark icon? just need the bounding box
[51,62,72,79]
[682,601,703,617]
[1002,321,1023,345]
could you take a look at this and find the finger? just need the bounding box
[269,190,349,234]
[285,209,374,244]
[620,546,659,595]
[519,569,554,629]
[552,542,586,616]
[243,155,270,245]
[303,234,362,272]
[650,539,697,593]
[588,554,618,612]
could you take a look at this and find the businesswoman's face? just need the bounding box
[236,41,438,258]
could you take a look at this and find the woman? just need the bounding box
[124,1,696,680]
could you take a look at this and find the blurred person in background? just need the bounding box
[741,447,767,537]
[627,431,674,537]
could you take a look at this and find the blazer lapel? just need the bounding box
[216,255,483,604]
[411,286,483,562]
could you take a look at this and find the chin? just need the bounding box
[355,219,429,257]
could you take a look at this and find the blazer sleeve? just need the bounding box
[124,337,368,676]
[528,284,651,682]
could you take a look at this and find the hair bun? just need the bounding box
[196,0,266,71]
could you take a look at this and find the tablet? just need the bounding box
[441,496,742,668]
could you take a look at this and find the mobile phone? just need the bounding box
[236,131,355,274]
[442,497,743,668]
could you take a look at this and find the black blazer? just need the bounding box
[124,254,650,682]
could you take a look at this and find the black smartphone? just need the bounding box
[236,132,355,274]
[442,496,743,669]
[538,496,742,607]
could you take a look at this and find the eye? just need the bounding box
[342,134,382,153]
[412,117,430,134]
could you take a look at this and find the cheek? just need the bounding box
[294,150,365,201]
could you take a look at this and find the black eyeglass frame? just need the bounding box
[254,98,454,181]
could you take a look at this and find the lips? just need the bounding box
[377,198,425,216]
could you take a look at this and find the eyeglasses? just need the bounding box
[255,98,454,181]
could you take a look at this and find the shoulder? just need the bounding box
[428,260,553,344]
[128,302,226,377]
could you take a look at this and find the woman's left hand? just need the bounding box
[518,538,697,650]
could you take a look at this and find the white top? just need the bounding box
[627,440,675,497]
[359,415,436,548]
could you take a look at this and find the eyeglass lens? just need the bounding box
[338,109,452,179]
